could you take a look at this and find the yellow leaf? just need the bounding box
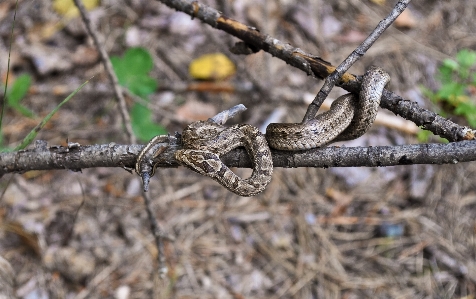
[370,0,386,5]
[53,0,100,19]
[189,53,236,81]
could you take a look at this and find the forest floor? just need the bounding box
[1,0,476,298]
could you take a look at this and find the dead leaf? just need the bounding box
[1,221,42,257]
[53,0,100,19]
[27,22,63,42]
[326,188,354,217]
[176,99,217,122]
[0,2,11,20]
[333,29,367,44]
[43,247,96,283]
[189,53,236,81]
[21,42,73,75]
[395,9,418,29]
[72,45,99,66]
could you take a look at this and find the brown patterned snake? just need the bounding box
[136,66,390,196]
[266,66,390,150]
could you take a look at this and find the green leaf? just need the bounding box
[111,47,157,98]
[14,80,88,151]
[420,49,476,137]
[130,103,151,126]
[454,100,476,114]
[416,129,431,143]
[7,74,31,104]
[110,56,127,82]
[459,67,470,81]
[124,75,157,98]
[441,59,459,71]
[438,64,455,84]
[5,74,35,117]
[130,104,167,142]
[456,49,476,68]
[454,100,476,126]
[111,47,164,140]
[467,115,476,128]
[11,104,35,118]
[437,82,465,99]
[123,47,154,75]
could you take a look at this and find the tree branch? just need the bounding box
[1,140,475,176]
[155,0,475,142]
[2,1,474,178]
[303,0,411,122]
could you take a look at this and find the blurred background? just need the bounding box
[1,0,476,297]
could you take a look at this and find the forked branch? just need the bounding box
[156,0,474,142]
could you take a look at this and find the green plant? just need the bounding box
[0,80,88,153]
[420,49,476,141]
[2,0,82,153]
[3,74,34,117]
[13,81,89,151]
[111,47,166,141]
[0,74,35,151]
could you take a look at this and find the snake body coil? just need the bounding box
[175,122,273,197]
[137,67,390,196]
[266,66,390,150]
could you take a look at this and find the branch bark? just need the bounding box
[303,0,410,122]
[1,140,475,176]
[2,1,475,178]
[156,0,474,142]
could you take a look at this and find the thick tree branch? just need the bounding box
[156,0,474,142]
[1,140,476,176]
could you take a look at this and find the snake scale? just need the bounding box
[136,66,390,196]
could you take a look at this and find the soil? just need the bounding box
[1,0,476,298]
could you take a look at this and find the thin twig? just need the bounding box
[72,0,136,144]
[142,191,169,279]
[61,181,86,247]
[425,245,472,282]
[0,0,19,133]
[302,0,411,123]
[155,0,473,142]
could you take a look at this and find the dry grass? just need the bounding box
[1,0,476,298]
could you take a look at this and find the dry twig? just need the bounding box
[302,0,411,122]
[72,0,136,144]
[155,0,474,142]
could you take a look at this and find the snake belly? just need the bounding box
[175,121,273,197]
[266,66,390,150]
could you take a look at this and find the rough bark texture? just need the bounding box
[156,0,474,142]
[1,140,475,176]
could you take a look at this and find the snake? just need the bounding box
[136,66,390,196]
[266,66,390,150]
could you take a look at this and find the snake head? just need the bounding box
[136,135,170,192]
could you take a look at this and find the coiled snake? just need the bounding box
[136,66,390,196]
